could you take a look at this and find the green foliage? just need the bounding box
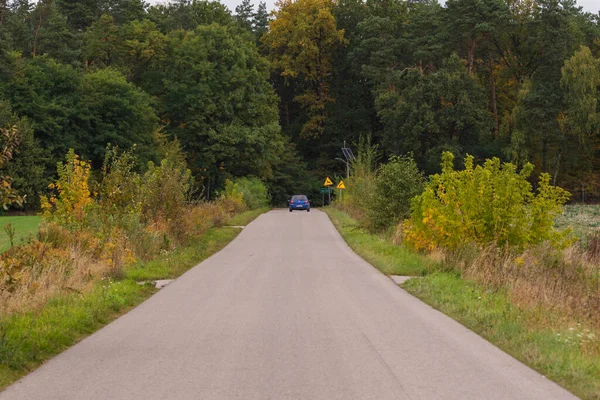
[147,0,233,33]
[97,145,142,220]
[367,155,425,232]
[157,24,282,185]
[406,152,572,251]
[77,68,158,168]
[341,134,378,224]
[262,0,346,137]
[0,101,47,210]
[40,149,93,230]
[376,54,491,174]
[140,141,192,223]
[0,125,22,210]
[233,177,270,210]
[264,139,315,206]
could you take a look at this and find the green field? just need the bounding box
[555,204,600,240]
[0,216,42,253]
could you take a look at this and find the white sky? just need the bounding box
[148,0,599,17]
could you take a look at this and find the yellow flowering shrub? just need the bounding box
[405,152,572,252]
[40,149,93,229]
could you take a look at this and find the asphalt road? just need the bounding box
[1,209,578,400]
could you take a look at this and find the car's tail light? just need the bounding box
[305,200,309,204]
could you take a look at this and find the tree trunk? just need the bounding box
[0,0,7,24]
[488,50,499,137]
[33,8,47,57]
[467,39,477,75]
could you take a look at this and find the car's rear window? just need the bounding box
[292,195,307,201]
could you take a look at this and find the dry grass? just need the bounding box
[555,204,600,239]
[461,241,600,329]
[0,199,243,318]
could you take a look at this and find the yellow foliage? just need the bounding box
[40,149,93,229]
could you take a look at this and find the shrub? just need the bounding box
[366,155,425,232]
[220,179,247,214]
[140,144,192,223]
[340,134,379,224]
[40,150,94,230]
[98,146,142,220]
[234,177,270,209]
[405,152,572,251]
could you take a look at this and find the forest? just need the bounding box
[0,0,599,209]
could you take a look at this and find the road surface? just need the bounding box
[0,210,577,399]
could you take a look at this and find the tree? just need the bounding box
[5,56,81,165]
[235,0,253,31]
[147,0,233,33]
[0,123,22,209]
[512,0,585,183]
[263,0,346,138]
[76,68,158,168]
[0,100,47,210]
[376,54,491,173]
[559,46,600,199]
[118,19,167,82]
[445,0,508,75]
[252,1,269,39]
[56,0,102,31]
[32,0,80,64]
[82,14,120,67]
[157,24,283,190]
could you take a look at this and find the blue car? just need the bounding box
[289,195,310,212]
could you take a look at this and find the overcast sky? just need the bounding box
[149,0,599,15]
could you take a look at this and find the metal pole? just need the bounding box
[344,141,349,179]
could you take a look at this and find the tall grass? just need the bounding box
[0,145,266,318]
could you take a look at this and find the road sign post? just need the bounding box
[336,180,346,203]
[320,187,332,205]
[323,178,333,205]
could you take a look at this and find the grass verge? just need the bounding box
[324,207,434,276]
[0,209,267,391]
[0,216,42,253]
[325,207,600,400]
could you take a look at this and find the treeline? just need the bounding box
[0,0,310,210]
[260,0,600,201]
[0,0,598,209]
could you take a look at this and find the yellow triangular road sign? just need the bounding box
[337,180,346,189]
[324,176,333,186]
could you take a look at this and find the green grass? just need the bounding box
[326,207,600,400]
[0,208,267,391]
[0,216,42,253]
[125,226,240,282]
[324,207,435,276]
[404,274,600,400]
[555,204,600,240]
[225,207,269,227]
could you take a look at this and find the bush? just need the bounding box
[97,146,142,220]
[140,144,192,223]
[234,177,270,210]
[405,152,572,251]
[40,149,94,230]
[220,179,247,214]
[340,134,379,224]
[366,155,424,232]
